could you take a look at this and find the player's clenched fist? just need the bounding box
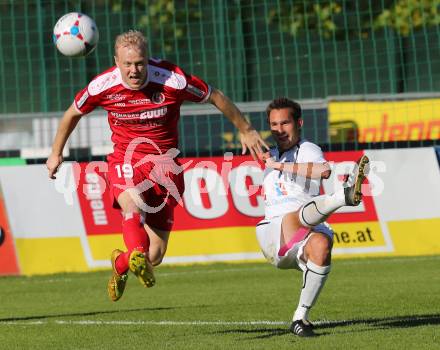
[46,154,63,179]
[258,152,270,161]
[259,152,279,170]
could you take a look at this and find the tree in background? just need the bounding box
[373,0,440,36]
[110,0,201,53]
[268,0,440,38]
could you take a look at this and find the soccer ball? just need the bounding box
[53,12,99,57]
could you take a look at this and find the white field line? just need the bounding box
[10,255,440,284]
[2,315,434,327]
[1,320,290,326]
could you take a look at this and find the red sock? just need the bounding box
[115,212,150,275]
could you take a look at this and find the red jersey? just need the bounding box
[73,58,211,156]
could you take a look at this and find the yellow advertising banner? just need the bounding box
[13,218,440,275]
[329,99,440,142]
[331,222,386,249]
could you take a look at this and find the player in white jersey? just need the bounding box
[256,97,370,337]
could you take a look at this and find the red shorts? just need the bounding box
[106,152,185,231]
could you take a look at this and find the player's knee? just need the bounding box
[121,202,141,216]
[305,233,332,266]
[118,190,143,214]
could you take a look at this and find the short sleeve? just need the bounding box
[297,142,327,163]
[73,85,101,115]
[180,71,211,104]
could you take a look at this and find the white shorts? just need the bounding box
[256,216,333,271]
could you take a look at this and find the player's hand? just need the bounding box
[257,152,282,170]
[239,128,269,160]
[46,153,63,179]
[258,152,271,162]
[264,157,279,169]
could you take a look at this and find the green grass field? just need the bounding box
[1,255,439,349]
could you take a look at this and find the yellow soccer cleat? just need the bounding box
[129,249,155,288]
[344,155,370,206]
[107,249,128,302]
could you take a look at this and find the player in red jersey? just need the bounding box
[46,30,268,301]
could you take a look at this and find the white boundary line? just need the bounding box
[2,314,435,326]
[0,320,290,326]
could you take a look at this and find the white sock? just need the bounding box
[299,190,346,227]
[293,260,331,321]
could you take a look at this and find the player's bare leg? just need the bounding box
[128,223,169,288]
[128,249,155,288]
[281,212,332,336]
[106,189,155,299]
[120,190,156,288]
[144,224,170,266]
[280,155,369,336]
[280,155,369,246]
[289,232,332,337]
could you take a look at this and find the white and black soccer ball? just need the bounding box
[53,12,99,57]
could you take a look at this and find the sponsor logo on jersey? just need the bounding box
[152,92,165,104]
[111,112,140,119]
[275,182,288,196]
[114,102,126,107]
[140,107,167,119]
[110,107,167,120]
[105,94,125,101]
[77,91,89,108]
[113,118,166,126]
[129,98,151,104]
[185,84,205,98]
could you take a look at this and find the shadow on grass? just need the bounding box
[317,313,440,330]
[214,313,440,339]
[0,306,176,323]
[215,327,292,340]
[214,327,328,340]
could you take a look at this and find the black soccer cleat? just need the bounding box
[290,320,316,337]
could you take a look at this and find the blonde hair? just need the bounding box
[114,30,148,56]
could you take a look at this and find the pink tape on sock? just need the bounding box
[278,227,310,256]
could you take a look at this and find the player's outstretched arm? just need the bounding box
[208,88,269,159]
[262,153,331,179]
[46,104,83,179]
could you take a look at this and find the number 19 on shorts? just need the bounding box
[115,164,133,178]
